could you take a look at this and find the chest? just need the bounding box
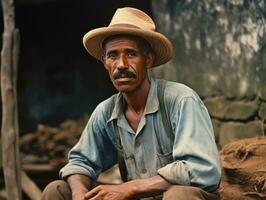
[124,109,143,132]
[115,113,174,180]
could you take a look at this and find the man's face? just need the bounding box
[102,36,154,94]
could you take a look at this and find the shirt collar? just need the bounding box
[107,75,159,123]
[108,92,123,122]
[143,75,159,115]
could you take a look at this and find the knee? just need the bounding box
[43,180,67,193]
[163,185,204,200]
[41,180,71,200]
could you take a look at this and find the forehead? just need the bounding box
[102,35,144,51]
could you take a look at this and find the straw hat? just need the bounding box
[83,7,173,67]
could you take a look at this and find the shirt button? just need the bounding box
[140,168,147,174]
[135,141,141,147]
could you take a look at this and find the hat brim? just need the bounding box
[83,26,173,67]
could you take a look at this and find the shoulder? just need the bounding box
[90,93,118,123]
[156,80,209,118]
[159,80,201,103]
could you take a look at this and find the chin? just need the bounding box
[115,85,135,93]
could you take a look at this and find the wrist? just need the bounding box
[72,187,88,194]
[123,180,141,198]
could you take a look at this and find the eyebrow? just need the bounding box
[105,48,138,55]
[105,49,117,56]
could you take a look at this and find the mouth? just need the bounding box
[115,77,134,83]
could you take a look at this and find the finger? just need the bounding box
[86,191,106,200]
[85,187,101,199]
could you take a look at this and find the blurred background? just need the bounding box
[14,0,152,133]
[0,0,265,199]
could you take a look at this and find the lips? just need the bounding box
[115,77,133,82]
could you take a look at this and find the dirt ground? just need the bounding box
[220,137,266,200]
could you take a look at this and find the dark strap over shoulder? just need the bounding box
[109,95,128,182]
[114,122,128,182]
[157,79,175,141]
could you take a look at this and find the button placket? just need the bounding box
[134,137,148,177]
[135,140,141,147]
[140,168,147,174]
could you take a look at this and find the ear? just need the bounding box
[145,52,155,69]
[101,55,108,70]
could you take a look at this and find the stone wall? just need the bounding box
[151,0,266,148]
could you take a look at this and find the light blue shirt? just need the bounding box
[60,77,221,192]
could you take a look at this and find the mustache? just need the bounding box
[113,69,137,80]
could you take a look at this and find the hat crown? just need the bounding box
[83,7,173,67]
[109,7,155,31]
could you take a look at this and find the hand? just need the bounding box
[85,184,132,200]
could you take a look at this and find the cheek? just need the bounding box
[130,61,144,73]
[134,63,147,76]
[108,69,114,79]
[105,63,114,74]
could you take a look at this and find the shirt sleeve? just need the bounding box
[157,97,221,191]
[59,105,117,181]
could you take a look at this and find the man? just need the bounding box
[41,7,221,200]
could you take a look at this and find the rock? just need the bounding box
[258,103,266,120]
[53,131,68,144]
[60,119,84,144]
[21,153,49,164]
[204,97,231,119]
[49,145,69,168]
[258,85,266,101]
[224,101,258,121]
[20,133,41,155]
[51,145,68,157]
[257,69,266,101]
[20,133,38,144]
[60,120,80,134]
[204,98,258,121]
[219,121,264,147]
[20,116,87,168]
[46,141,55,151]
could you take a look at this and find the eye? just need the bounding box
[106,51,117,59]
[127,51,137,57]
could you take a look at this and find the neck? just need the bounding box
[122,77,150,114]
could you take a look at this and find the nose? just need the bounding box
[117,55,128,70]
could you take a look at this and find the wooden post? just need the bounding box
[1,0,22,199]
[21,170,42,200]
[1,1,43,199]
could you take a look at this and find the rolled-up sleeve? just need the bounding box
[157,97,221,191]
[59,105,117,181]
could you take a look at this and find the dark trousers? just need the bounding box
[40,180,220,200]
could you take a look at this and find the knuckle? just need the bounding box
[97,185,103,190]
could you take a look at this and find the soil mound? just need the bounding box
[220,137,266,200]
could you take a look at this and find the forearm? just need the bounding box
[125,175,172,199]
[67,174,91,195]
